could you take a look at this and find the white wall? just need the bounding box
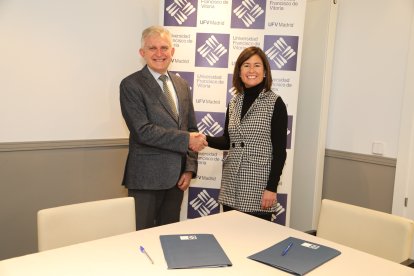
[0,0,159,142]
[326,0,414,158]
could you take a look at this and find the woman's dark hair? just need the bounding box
[232,46,272,94]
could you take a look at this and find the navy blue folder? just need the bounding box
[160,234,232,269]
[248,236,341,275]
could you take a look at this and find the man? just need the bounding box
[120,26,207,230]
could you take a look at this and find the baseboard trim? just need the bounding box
[325,149,396,167]
[0,139,129,152]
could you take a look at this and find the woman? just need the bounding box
[207,46,288,221]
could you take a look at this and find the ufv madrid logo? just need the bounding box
[170,71,194,97]
[226,74,236,106]
[264,36,299,71]
[197,113,224,137]
[271,193,287,225]
[165,0,197,26]
[287,115,293,149]
[271,202,286,222]
[227,86,237,106]
[189,189,219,217]
[196,33,229,68]
[233,0,265,28]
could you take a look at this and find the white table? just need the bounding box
[0,211,413,275]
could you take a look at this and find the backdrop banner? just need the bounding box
[161,0,306,226]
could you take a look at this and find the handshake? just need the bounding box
[189,132,208,152]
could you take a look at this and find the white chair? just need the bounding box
[37,197,136,251]
[310,199,414,264]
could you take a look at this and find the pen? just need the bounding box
[281,242,293,256]
[140,245,154,264]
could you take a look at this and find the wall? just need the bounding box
[326,0,413,158]
[323,149,396,213]
[0,140,128,260]
[0,0,160,142]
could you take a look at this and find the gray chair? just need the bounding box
[308,199,414,265]
[37,197,136,251]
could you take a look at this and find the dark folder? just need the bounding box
[160,234,232,269]
[248,236,341,275]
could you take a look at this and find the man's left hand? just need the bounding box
[177,171,192,191]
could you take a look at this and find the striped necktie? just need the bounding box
[159,74,178,120]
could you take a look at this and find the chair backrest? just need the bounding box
[37,197,136,251]
[316,199,414,263]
